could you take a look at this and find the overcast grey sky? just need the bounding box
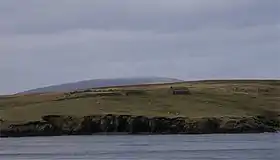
[0,0,279,94]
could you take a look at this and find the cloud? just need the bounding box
[1,0,279,34]
[0,0,279,94]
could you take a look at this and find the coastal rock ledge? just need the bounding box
[1,114,279,137]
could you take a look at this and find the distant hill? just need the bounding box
[21,77,182,94]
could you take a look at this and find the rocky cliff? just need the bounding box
[1,114,279,137]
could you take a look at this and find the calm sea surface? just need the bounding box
[0,133,279,160]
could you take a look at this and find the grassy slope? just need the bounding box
[0,80,279,122]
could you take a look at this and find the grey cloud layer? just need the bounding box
[0,0,279,94]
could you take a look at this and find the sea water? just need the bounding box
[0,133,279,160]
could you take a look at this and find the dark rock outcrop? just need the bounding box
[1,114,279,137]
[184,118,221,134]
[0,121,57,137]
[42,115,83,134]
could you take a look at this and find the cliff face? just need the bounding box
[1,114,279,137]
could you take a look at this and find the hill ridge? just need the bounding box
[21,77,182,94]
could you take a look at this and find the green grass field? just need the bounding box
[1,80,279,122]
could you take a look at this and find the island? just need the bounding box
[1,80,279,137]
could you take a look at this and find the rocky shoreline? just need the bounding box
[1,114,279,137]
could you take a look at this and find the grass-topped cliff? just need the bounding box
[1,80,280,137]
[1,80,279,122]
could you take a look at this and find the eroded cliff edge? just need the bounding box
[1,114,279,137]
